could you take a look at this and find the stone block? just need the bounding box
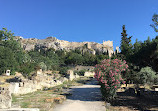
[0,87,12,109]
[0,108,39,111]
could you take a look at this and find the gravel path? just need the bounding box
[53,79,106,111]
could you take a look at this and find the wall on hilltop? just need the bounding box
[16,36,115,57]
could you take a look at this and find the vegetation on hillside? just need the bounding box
[0,29,109,76]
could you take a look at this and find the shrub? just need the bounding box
[74,70,85,76]
[137,66,157,85]
[78,70,85,76]
[94,59,128,102]
[59,67,69,76]
[39,62,47,71]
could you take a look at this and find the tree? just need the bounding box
[65,51,83,65]
[120,25,133,61]
[0,28,23,75]
[0,47,18,75]
[0,28,14,41]
[133,39,142,54]
[151,14,158,32]
[137,67,157,85]
[83,52,96,66]
[46,50,60,70]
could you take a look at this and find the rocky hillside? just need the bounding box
[15,36,118,57]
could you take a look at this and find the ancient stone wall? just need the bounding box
[9,74,68,95]
[84,71,95,77]
[103,40,113,47]
[0,87,12,108]
[17,36,116,57]
[71,65,94,71]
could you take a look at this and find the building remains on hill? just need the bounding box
[15,36,119,57]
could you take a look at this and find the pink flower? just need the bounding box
[122,81,126,84]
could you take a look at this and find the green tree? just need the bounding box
[83,52,96,66]
[65,51,83,65]
[0,28,14,41]
[0,47,18,75]
[0,28,24,75]
[137,67,157,85]
[151,14,158,32]
[133,39,142,54]
[46,50,60,70]
[120,25,133,61]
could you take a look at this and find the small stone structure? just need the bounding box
[6,70,10,76]
[67,70,80,81]
[0,87,12,109]
[67,70,75,81]
[116,46,120,53]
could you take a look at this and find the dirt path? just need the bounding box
[53,79,106,111]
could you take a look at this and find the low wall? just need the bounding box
[9,76,68,95]
[84,71,95,77]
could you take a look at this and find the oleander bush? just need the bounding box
[94,59,128,102]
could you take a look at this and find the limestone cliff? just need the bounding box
[15,36,118,57]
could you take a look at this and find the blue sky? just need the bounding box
[0,0,158,49]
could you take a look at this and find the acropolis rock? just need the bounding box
[15,36,117,57]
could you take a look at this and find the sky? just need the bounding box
[0,0,158,49]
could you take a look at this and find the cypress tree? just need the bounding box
[120,25,133,61]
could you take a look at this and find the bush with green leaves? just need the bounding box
[59,67,69,76]
[78,70,85,76]
[137,66,157,85]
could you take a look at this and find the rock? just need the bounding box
[0,87,12,109]
[0,108,39,111]
[105,102,111,108]
[45,98,54,103]
[54,96,66,104]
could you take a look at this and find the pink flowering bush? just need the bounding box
[94,59,128,101]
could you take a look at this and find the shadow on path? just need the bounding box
[53,78,106,111]
[67,79,103,101]
[111,89,158,111]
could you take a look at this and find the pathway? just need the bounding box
[53,79,106,111]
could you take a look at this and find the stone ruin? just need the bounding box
[6,70,10,76]
[67,70,79,81]
[0,69,70,110]
[15,36,119,57]
[0,87,12,109]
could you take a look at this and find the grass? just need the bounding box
[21,102,31,108]
[12,77,91,111]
